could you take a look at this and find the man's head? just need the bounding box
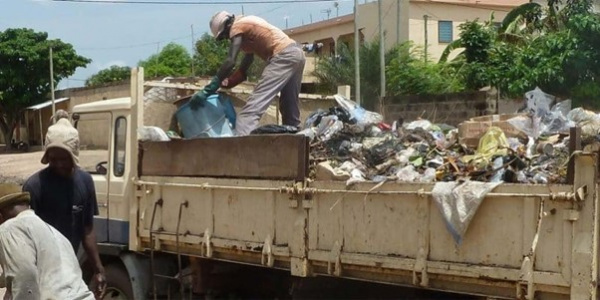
[0,183,30,225]
[50,109,70,124]
[210,11,234,41]
[41,118,80,177]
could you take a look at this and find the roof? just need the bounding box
[72,97,131,114]
[284,14,354,36]
[26,97,69,111]
[411,0,528,9]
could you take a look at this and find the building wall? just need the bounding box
[56,82,131,111]
[408,2,512,62]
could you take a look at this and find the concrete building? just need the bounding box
[284,0,528,83]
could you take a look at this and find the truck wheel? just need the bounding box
[103,263,134,300]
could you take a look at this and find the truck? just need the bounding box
[72,68,599,300]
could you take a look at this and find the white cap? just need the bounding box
[41,118,80,166]
[210,11,233,38]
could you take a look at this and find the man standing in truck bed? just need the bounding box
[189,11,306,136]
[22,117,106,298]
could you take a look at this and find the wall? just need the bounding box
[408,2,512,62]
[383,91,493,126]
[56,81,131,110]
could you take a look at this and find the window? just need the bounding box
[113,117,127,177]
[75,112,111,175]
[438,21,453,43]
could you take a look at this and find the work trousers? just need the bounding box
[235,44,306,136]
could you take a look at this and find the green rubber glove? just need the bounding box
[189,91,208,110]
[190,76,221,110]
[203,76,221,95]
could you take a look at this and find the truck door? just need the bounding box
[74,112,112,243]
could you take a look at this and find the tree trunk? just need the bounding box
[0,117,17,152]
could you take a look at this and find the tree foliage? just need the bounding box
[139,43,192,78]
[443,0,600,108]
[313,40,463,110]
[193,32,265,82]
[85,65,131,87]
[0,28,90,145]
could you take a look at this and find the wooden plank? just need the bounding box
[140,134,309,180]
[567,127,581,184]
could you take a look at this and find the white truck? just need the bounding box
[72,68,599,300]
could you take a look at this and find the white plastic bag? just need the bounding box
[138,126,170,142]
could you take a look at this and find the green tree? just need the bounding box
[314,40,463,109]
[0,28,90,146]
[139,43,192,78]
[85,65,131,87]
[193,33,229,77]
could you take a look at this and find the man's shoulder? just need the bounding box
[23,168,50,191]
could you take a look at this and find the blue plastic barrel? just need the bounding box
[175,93,237,138]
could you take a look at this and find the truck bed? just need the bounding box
[133,138,599,300]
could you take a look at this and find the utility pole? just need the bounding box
[396,0,401,45]
[191,24,195,76]
[378,0,386,106]
[284,16,289,29]
[49,47,56,123]
[354,0,361,105]
[423,15,429,63]
[321,8,332,20]
[310,14,313,23]
[334,2,339,17]
[241,5,245,15]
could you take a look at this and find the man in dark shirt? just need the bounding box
[23,117,106,298]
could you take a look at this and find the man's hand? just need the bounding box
[91,272,107,299]
[221,70,246,89]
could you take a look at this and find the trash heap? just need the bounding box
[301,88,600,185]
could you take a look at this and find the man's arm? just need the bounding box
[239,53,254,74]
[216,35,243,80]
[82,174,106,298]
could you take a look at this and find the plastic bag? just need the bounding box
[567,107,600,139]
[420,168,437,183]
[524,87,555,118]
[333,95,383,125]
[396,165,420,182]
[138,126,170,142]
[405,120,432,131]
[304,109,327,129]
[251,124,299,135]
[462,127,509,169]
[432,180,502,245]
[315,116,344,141]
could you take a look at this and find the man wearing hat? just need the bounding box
[22,118,106,298]
[0,183,95,299]
[190,11,305,136]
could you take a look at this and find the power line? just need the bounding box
[52,0,350,4]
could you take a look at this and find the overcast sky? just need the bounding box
[1,0,356,89]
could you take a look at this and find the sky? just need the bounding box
[1,0,357,89]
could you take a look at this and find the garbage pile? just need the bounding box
[301,88,600,185]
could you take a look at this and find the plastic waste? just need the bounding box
[524,87,555,118]
[405,120,433,131]
[567,108,600,139]
[138,126,170,142]
[432,181,502,245]
[490,157,505,182]
[333,94,383,125]
[298,128,316,140]
[347,169,366,186]
[397,148,416,166]
[315,116,344,141]
[462,127,509,169]
[396,165,420,182]
[251,124,299,135]
[533,173,548,184]
[175,94,236,138]
[304,109,328,129]
[426,156,444,169]
[420,168,437,183]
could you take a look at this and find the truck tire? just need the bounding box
[103,263,134,300]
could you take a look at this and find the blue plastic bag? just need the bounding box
[175,93,237,138]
